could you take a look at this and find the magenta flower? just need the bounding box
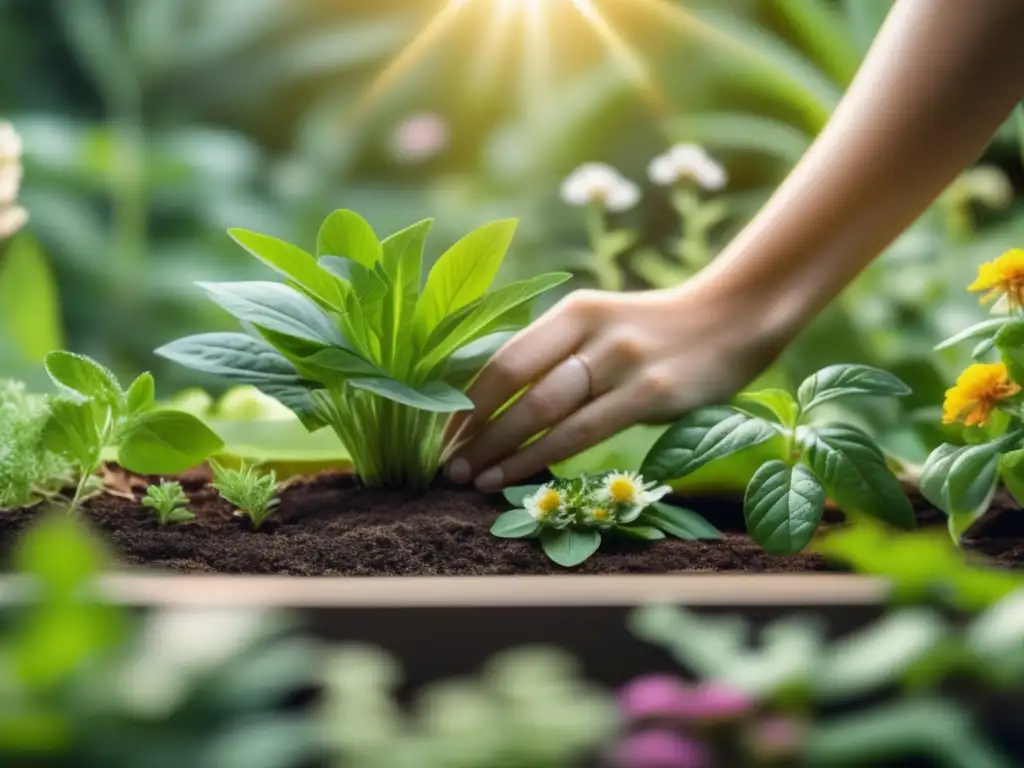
[610,730,712,768]
[619,676,753,724]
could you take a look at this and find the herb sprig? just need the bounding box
[209,460,279,530]
[141,481,195,526]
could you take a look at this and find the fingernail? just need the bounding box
[475,466,504,493]
[447,458,472,485]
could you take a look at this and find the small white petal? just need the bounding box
[0,206,28,239]
[0,121,22,161]
[0,164,23,206]
[668,143,706,167]
[694,157,728,191]
[648,153,678,186]
[606,178,641,212]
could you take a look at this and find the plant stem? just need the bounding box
[672,186,710,269]
[66,464,97,516]
[584,202,623,290]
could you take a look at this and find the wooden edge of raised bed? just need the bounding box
[0,573,890,607]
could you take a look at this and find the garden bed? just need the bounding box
[2,468,1023,575]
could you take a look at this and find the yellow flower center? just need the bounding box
[609,478,637,503]
[968,249,1024,309]
[591,508,610,521]
[536,488,562,516]
[942,362,1021,428]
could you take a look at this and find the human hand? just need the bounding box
[443,279,782,492]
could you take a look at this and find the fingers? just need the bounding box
[471,388,638,492]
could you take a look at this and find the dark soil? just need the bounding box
[1,470,1023,576]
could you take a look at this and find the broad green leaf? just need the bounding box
[118,411,224,475]
[503,484,541,507]
[643,503,722,540]
[348,377,474,413]
[995,321,1024,383]
[423,296,531,359]
[935,318,1007,351]
[156,332,304,384]
[640,406,780,481]
[198,281,345,346]
[318,256,387,302]
[415,219,518,337]
[616,525,666,541]
[379,219,432,359]
[797,364,910,413]
[44,351,123,409]
[1000,449,1024,507]
[801,424,914,529]
[418,272,572,374]
[125,372,155,415]
[298,347,381,380]
[736,388,799,427]
[42,400,102,470]
[490,509,540,539]
[316,209,382,268]
[228,229,344,309]
[744,460,825,554]
[540,528,602,567]
[0,235,64,361]
[446,331,516,386]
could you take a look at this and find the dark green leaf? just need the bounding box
[616,525,666,541]
[348,377,474,413]
[44,351,123,408]
[995,321,1024,383]
[644,503,721,540]
[125,372,155,415]
[539,528,602,567]
[744,460,825,554]
[802,425,914,529]
[797,364,911,412]
[118,411,224,475]
[640,406,780,481]
[198,281,345,346]
[156,332,304,384]
[503,484,541,507]
[42,399,102,470]
[316,209,382,268]
[228,228,345,309]
[490,509,541,539]
[735,388,799,427]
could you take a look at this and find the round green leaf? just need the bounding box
[744,460,825,555]
[118,411,224,475]
[490,510,540,539]
[539,528,602,568]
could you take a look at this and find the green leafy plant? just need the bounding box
[141,481,195,526]
[641,364,915,555]
[491,471,720,568]
[40,350,224,514]
[209,459,279,530]
[156,209,571,491]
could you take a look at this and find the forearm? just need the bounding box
[693,0,1024,351]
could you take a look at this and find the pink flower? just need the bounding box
[619,676,753,724]
[610,730,712,768]
[390,112,448,163]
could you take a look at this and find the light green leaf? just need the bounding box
[125,373,155,415]
[935,318,1007,351]
[416,219,518,337]
[44,351,123,409]
[1000,449,1024,507]
[503,484,541,507]
[380,219,432,358]
[540,528,602,567]
[118,411,224,475]
[744,460,825,555]
[298,347,381,380]
[994,321,1024,383]
[616,525,666,541]
[797,364,911,413]
[228,229,345,309]
[42,400,103,470]
[736,388,799,427]
[318,256,387,302]
[445,331,516,386]
[640,406,780,481]
[348,377,474,413]
[198,281,345,346]
[0,235,64,361]
[316,209,382,269]
[417,272,572,374]
[156,333,304,384]
[490,509,540,539]
[801,424,914,529]
[643,503,722,540]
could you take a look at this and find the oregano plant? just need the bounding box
[492,471,720,568]
[156,209,570,490]
[41,351,223,514]
[640,364,916,555]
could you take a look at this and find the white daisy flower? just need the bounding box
[523,483,567,523]
[647,144,727,191]
[600,471,672,508]
[560,162,641,212]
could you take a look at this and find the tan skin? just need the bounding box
[445,0,1024,493]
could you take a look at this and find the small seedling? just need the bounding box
[641,364,915,556]
[39,351,223,514]
[209,460,279,530]
[492,471,720,568]
[141,481,195,526]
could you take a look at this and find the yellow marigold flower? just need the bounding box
[942,362,1021,427]
[968,249,1024,309]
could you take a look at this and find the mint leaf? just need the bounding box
[736,388,799,427]
[125,373,155,416]
[347,377,473,413]
[118,411,224,475]
[744,460,825,554]
[797,364,910,413]
[641,406,779,481]
[540,528,601,567]
[42,400,103,470]
[44,351,123,410]
[802,425,914,529]
[228,228,345,309]
[316,209,382,269]
[198,281,345,346]
[490,509,540,539]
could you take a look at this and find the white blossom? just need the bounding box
[560,162,641,212]
[390,112,449,163]
[523,483,566,522]
[0,207,28,239]
[599,471,672,508]
[648,143,727,191]
[0,120,26,240]
[0,121,22,162]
